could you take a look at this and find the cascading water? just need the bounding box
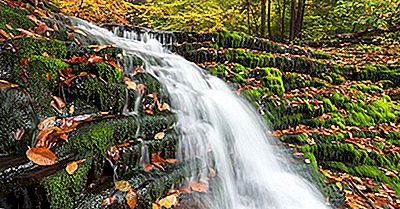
[72,18,329,209]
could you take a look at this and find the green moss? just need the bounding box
[0,3,34,34]
[357,64,400,86]
[68,123,114,156]
[280,134,308,145]
[13,37,68,58]
[43,161,91,209]
[351,83,384,94]
[327,162,400,195]
[259,67,285,96]
[79,63,126,112]
[20,56,69,117]
[216,30,252,48]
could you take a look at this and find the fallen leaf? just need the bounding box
[154,132,165,140]
[14,127,25,141]
[52,96,66,109]
[189,182,208,192]
[0,29,11,39]
[88,44,113,52]
[336,182,343,191]
[37,117,57,130]
[69,105,75,114]
[157,102,170,112]
[88,55,103,63]
[166,158,177,164]
[209,167,216,178]
[0,80,19,90]
[115,180,131,192]
[66,161,78,175]
[152,203,160,209]
[26,147,57,166]
[101,196,116,206]
[124,77,137,90]
[158,195,178,208]
[125,188,138,209]
[144,164,154,172]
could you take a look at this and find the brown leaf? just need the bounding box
[115,180,131,192]
[26,147,58,166]
[101,196,116,206]
[38,116,57,130]
[66,25,87,36]
[125,188,138,209]
[189,182,208,193]
[35,23,48,35]
[144,164,154,172]
[14,127,25,141]
[88,55,103,63]
[0,80,19,90]
[137,84,145,96]
[88,44,113,52]
[152,152,167,169]
[36,126,62,148]
[52,96,66,109]
[165,158,177,164]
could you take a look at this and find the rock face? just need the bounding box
[0,2,185,209]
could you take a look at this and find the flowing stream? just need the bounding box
[72,18,328,209]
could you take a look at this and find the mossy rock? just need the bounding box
[0,3,34,34]
[43,160,91,209]
[0,88,36,155]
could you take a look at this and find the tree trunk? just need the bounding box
[294,0,305,38]
[281,0,286,40]
[267,0,272,39]
[289,0,297,40]
[247,0,251,34]
[261,0,267,37]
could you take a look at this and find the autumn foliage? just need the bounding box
[51,0,131,24]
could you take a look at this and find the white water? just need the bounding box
[72,18,328,209]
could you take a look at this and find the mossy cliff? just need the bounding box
[0,2,182,209]
[161,28,400,207]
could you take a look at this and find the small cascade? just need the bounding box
[72,18,329,209]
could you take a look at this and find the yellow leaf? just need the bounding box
[115,180,131,192]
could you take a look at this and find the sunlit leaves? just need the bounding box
[52,0,131,24]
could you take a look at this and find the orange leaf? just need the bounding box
[166,158,177,164]
[52,96,66,109]
[26,147,58,166]
[0,29,11,39]
[88,55,103,63]
[66,161,78,175]
[125,188,138,209]
[144,164,154,172]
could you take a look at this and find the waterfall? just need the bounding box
[71,18,329,209]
